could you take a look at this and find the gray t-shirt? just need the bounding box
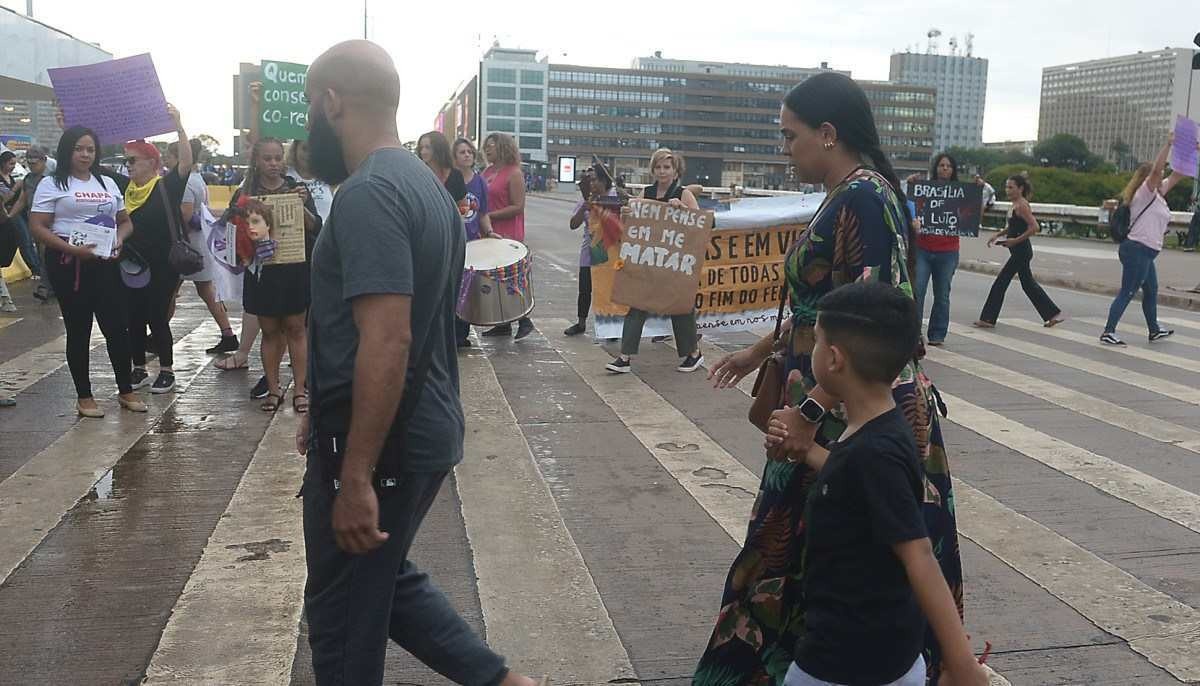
[308,147,466,472]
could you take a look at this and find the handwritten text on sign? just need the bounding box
[48,54,175,144]
[611,199,714,315]
[910,181,983,237]
[260,60,309,141]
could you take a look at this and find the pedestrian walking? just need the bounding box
[604,147,703,374]
[7,148,56,301]
[29,125,147,418]
[0,150,43,283]
[163,138,239,354]
[481,132,534,340]
[905,153,960,346]
[697,72,964,684]
[296,39,546,686]
[564,164,615,337]
[113,107,192,394]
[973,174,1066,329]
[229,137,322,412]
[1099,133,1192,345]
[765,282,987,686]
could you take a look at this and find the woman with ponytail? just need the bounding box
[699,72,971,685]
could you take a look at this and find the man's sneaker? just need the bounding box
[515,319,534,340]
[0,299,16,313]
[677,354,705,372]
[605,357,632,373]
[130,367,151,390]
[206,335,239,355]
[1100,332,1126,346]
[563,322,586,337]
[1150,329,1175,342]
[251,375,270,399]
[150,371,176,394]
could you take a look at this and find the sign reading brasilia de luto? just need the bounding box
[260,60,309,141]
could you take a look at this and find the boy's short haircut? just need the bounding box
[816,282,918,384]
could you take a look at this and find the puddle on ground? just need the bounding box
[700,483,754,497]
[656,442,700,452]
[693,467,728,479]
[225,538,291,562]
[86,469,114,501]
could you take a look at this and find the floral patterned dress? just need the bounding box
[692,169,964,685]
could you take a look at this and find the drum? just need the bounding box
[456,238,535,326]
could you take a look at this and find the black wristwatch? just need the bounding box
[798,396,827,424]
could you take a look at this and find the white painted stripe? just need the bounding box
[536,318,761,545]
[937,390,1200,537]
[457,351,639,684]
[0,321,219,586]
[1001,318,1200,375]
[924,346,1200,451]
[568,330,1017,683]
[1158,316,1200,333]
[1077,317,1200,351]
[0,332,101,397]
[143,410,305,684]
[952,326,1200,407]
[0,317,22,330]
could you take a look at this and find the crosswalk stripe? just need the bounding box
[0,317,22,330]
[457,351,639,684]
[925,346,1200,451]
[1077,317,1200,350]
[1001,319,1200,375]
[143,410,305,684]
[0,332,101,397]
[1158,316,1200,333]
[952,325,1200,407]
[938,390,1200,537]
[0,321,218,586]
[543,321,1012,685]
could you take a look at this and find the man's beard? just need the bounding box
[308,109,351,186]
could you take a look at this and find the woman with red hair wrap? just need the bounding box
[113,106,193,394]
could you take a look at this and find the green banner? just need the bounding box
[260,60,309,141]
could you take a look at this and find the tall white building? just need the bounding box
[1039,48,1200,166]
[890,51,988,152]
[478,45,549,163]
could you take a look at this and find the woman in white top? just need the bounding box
[287,139,334,223]
[1100,132,1194,345]
[28,126,148,417]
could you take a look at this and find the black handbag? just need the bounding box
[161,182,204,275]
[0,219,16,269]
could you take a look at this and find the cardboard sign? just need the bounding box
[260,60,309,141]
[909,181,983,237]
[1171,115,1199,178]
[256,193,306,265]
[48,54,175,143]
[610,199,714,316]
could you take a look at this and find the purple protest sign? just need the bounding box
[48,53,175,144]
[1171,115,1199,178]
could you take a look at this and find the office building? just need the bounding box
[478,46,549,163]
[0,6,111,148]
[890,50,988,151]
[1039,48,1200,166]
[435,76,478,145]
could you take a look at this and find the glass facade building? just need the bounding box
[890,51,988,152]
[477,47,549,163]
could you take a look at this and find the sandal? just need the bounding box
[216,353,249,371]
[261,392,283,413]
[292,392,308,414]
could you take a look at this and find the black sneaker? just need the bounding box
[1100,332,1125,346]
[605,357,632,373]
[515,319,534,340]
[563,322,586,336]
[481,324,512,337]
[130,367,151,390]
[1150,329,1175,342]
[150,371,176,394]
[677,354,705,372]
[206,335,240,355]
[251,375,270,399]
[32,284,49,301]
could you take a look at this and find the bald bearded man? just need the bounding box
[297,40,546,686]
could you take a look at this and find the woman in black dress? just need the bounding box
[230,137,321,412]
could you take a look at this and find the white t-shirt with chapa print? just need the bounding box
[32,173,124,238]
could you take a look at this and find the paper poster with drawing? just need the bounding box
[252,193,306,265]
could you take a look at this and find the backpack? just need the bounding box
[1109,199,1153,243]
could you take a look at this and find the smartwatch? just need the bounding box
[798,396,827,424]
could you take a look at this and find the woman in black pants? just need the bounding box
[564,165,613,336]
[974,174,1066,329]
[29,126,147,418]
[117,106,193,393]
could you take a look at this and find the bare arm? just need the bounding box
[6,186,27,219]
[1006,201,1039,245]
[569,202,588,229]
[894,538,988,684]
[680,188,700,210]
[1147,139,1170,193]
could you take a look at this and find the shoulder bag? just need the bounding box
[161,181,204,275]
[748,294,789,432]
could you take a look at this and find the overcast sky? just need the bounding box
[9,0,1196,153]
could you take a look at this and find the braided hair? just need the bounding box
[783,73,916,276]
[242,137,285,195]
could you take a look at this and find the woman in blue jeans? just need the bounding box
[1101,133,1190,345]
[906,153,961,346]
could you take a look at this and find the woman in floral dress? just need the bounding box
[696,73,964,685]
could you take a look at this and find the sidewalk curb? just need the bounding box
[958,259,1200,312]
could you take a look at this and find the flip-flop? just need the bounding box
[215,354,249,371]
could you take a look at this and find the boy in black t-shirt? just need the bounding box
[767,282,986,686]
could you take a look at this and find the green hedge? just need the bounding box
[985,165,1195,211]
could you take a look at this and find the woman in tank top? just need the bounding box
[973,174,1065,328]
[480,133,533,339]
[605,147,703,375]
